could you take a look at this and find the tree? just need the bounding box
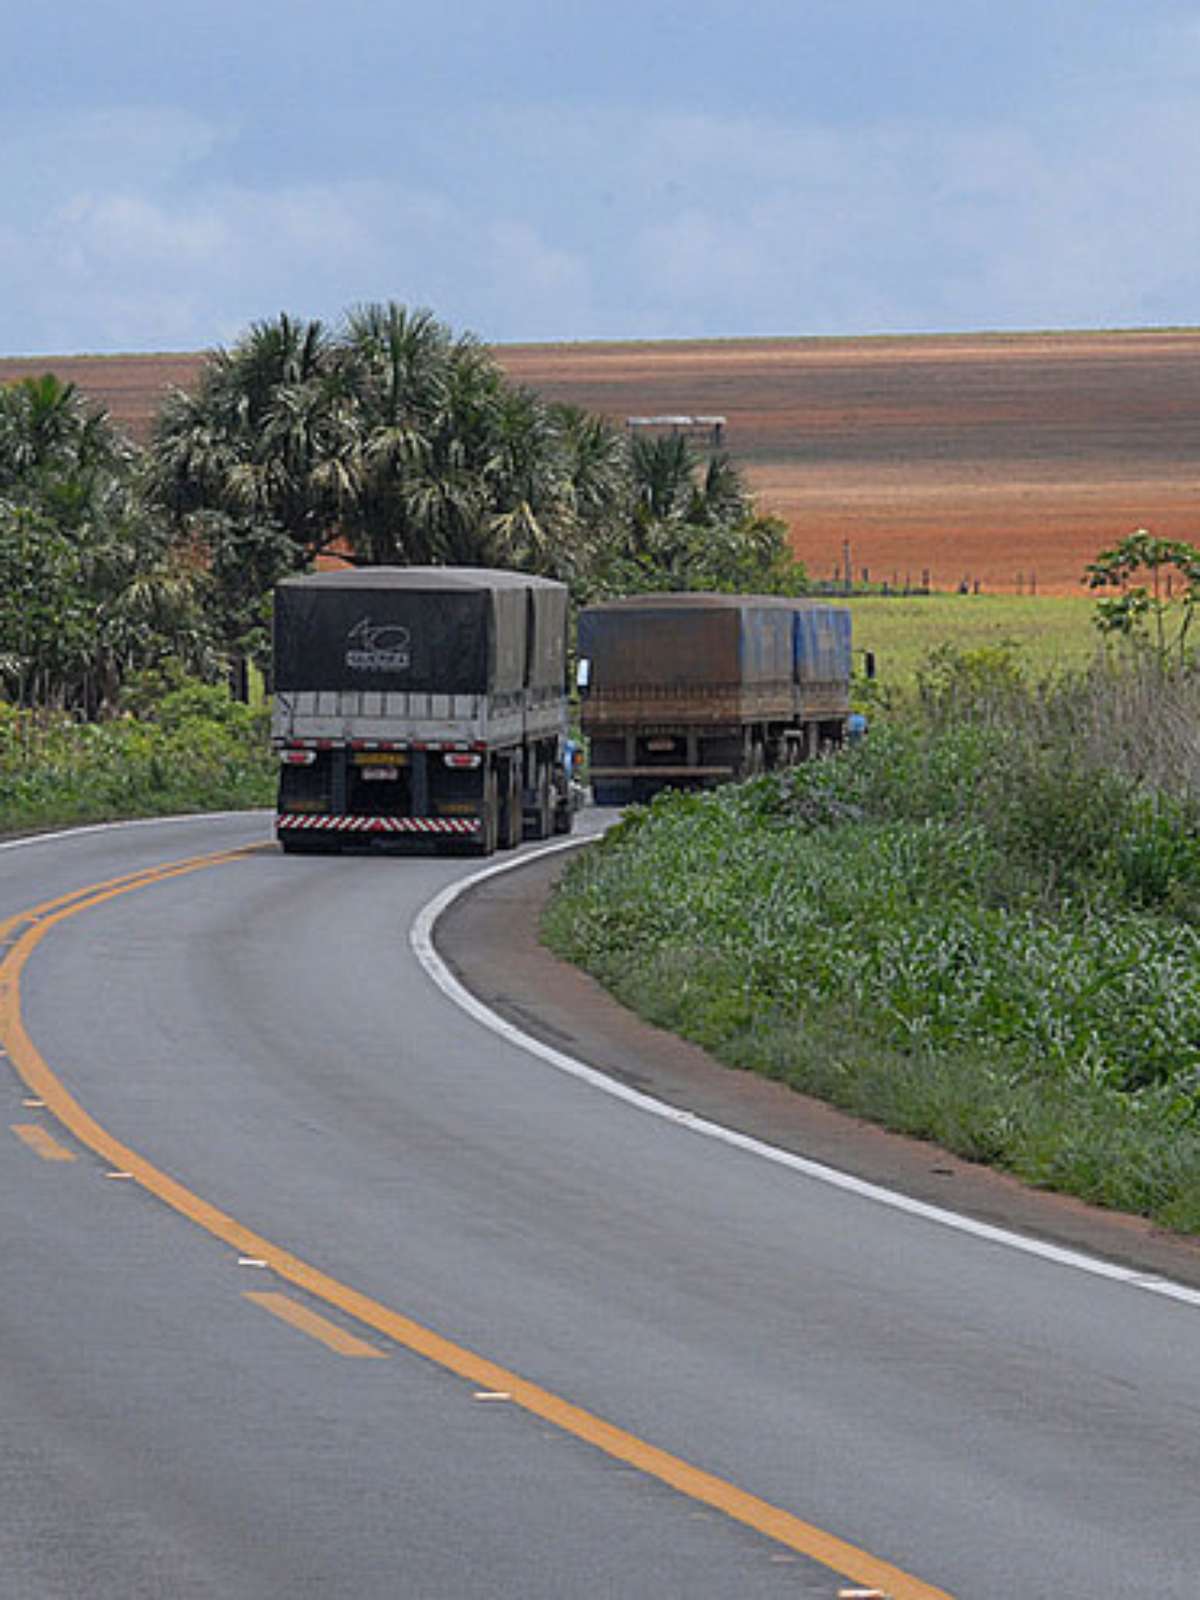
[145,301,807,638]
[0,506,94,707]
[1085,530,1200,666]
[583,428,807,599]
[150,313,350,572]
[149,303,598,580]
[336,302,460,563]
[0,374,213,711]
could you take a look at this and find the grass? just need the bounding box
[0,686,275,836]
[545,656,1200,1233]
[846,594,1101,691]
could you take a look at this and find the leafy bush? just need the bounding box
[0,680,274,834]
[545,655,1200,1231]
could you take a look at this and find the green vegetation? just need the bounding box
[2,302,800,832]
[1085,529,1200,666]
[545,645,1200,1232]
[0,374,213,714]
[0,683,274,835]
[846,594,1100,690]
[149,303,803,634]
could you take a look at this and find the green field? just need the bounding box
[845,594,1102,688]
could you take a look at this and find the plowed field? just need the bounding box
[5,330,1199,595]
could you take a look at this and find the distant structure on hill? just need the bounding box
[626,414,726,449]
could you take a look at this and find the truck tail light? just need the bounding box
[443,752,482,770]
[280,748,317,766]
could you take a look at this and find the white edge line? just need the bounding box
[0,810,270,853]
[411,831,1200,1312]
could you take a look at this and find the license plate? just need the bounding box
[361,766,399,781]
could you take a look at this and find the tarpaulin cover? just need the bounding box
[792,604,852,684]
[578,594,793,688]
[526,581,569,693]
[273,567,544,695]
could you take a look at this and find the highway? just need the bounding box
[3,812,1200,1599]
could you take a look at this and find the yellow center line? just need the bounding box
[245,1290,388,1358]
[12,1121,77,1162]
[0,844,955,1600]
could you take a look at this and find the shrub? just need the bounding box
[0,680,274,834]
[545,653,1200,1230]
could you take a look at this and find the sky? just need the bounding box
[3,0,1200,354]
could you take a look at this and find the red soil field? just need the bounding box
[5,330,1199,596]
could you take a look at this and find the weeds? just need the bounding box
[0,691,275,834]
[544,652,1200,1231]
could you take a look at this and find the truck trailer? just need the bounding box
[577,593,852,805]
[272,566,575,853]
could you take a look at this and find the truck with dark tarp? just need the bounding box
[577,593,853,805]
[272,566,575,853]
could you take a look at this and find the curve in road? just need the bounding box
[0,828,949,1600]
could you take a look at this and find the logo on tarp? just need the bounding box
[345,618,411,673]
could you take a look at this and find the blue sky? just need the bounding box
[3,1,1199,353]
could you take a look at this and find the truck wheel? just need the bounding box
[471,769,499,856]
[523,760,553,841]
[739,736,766,779]
[499,759,522,850]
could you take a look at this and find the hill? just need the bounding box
[4,329,1199,595]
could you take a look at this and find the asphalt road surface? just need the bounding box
[3,812,1200,1599]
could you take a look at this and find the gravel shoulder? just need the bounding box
[438,839,1200,1292]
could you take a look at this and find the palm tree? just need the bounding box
[629,431,699,524]
[553,405,629,533]
[337,302,460,563]
[150,313,347,567]
[146,302,620,630]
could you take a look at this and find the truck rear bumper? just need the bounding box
[587,764,735,780]
[276,813,481,837]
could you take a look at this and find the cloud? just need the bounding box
[5,78,1200,353]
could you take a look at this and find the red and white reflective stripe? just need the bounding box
[277,739,482,753]
[276,814,481,834]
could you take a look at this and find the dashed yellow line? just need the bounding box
[11,1121,76,1162]
[0,844,955,1600]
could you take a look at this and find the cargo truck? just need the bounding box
[272,567,575,853]
[577,593,852,805]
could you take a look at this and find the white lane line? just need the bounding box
[0,811,269,853]
[411,829,1200,1312]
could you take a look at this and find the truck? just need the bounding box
[272,566,576,853]
[577,593,853,805]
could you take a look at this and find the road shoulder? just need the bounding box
[438,843,1200,1292]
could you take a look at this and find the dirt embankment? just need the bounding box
[6,329,1199,595]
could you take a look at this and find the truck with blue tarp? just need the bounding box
[577,593,852,805]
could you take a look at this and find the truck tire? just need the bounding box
[523,759,553,841]
[470,768,499,856]
[499,758,522,850]
[552,792,575,834]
